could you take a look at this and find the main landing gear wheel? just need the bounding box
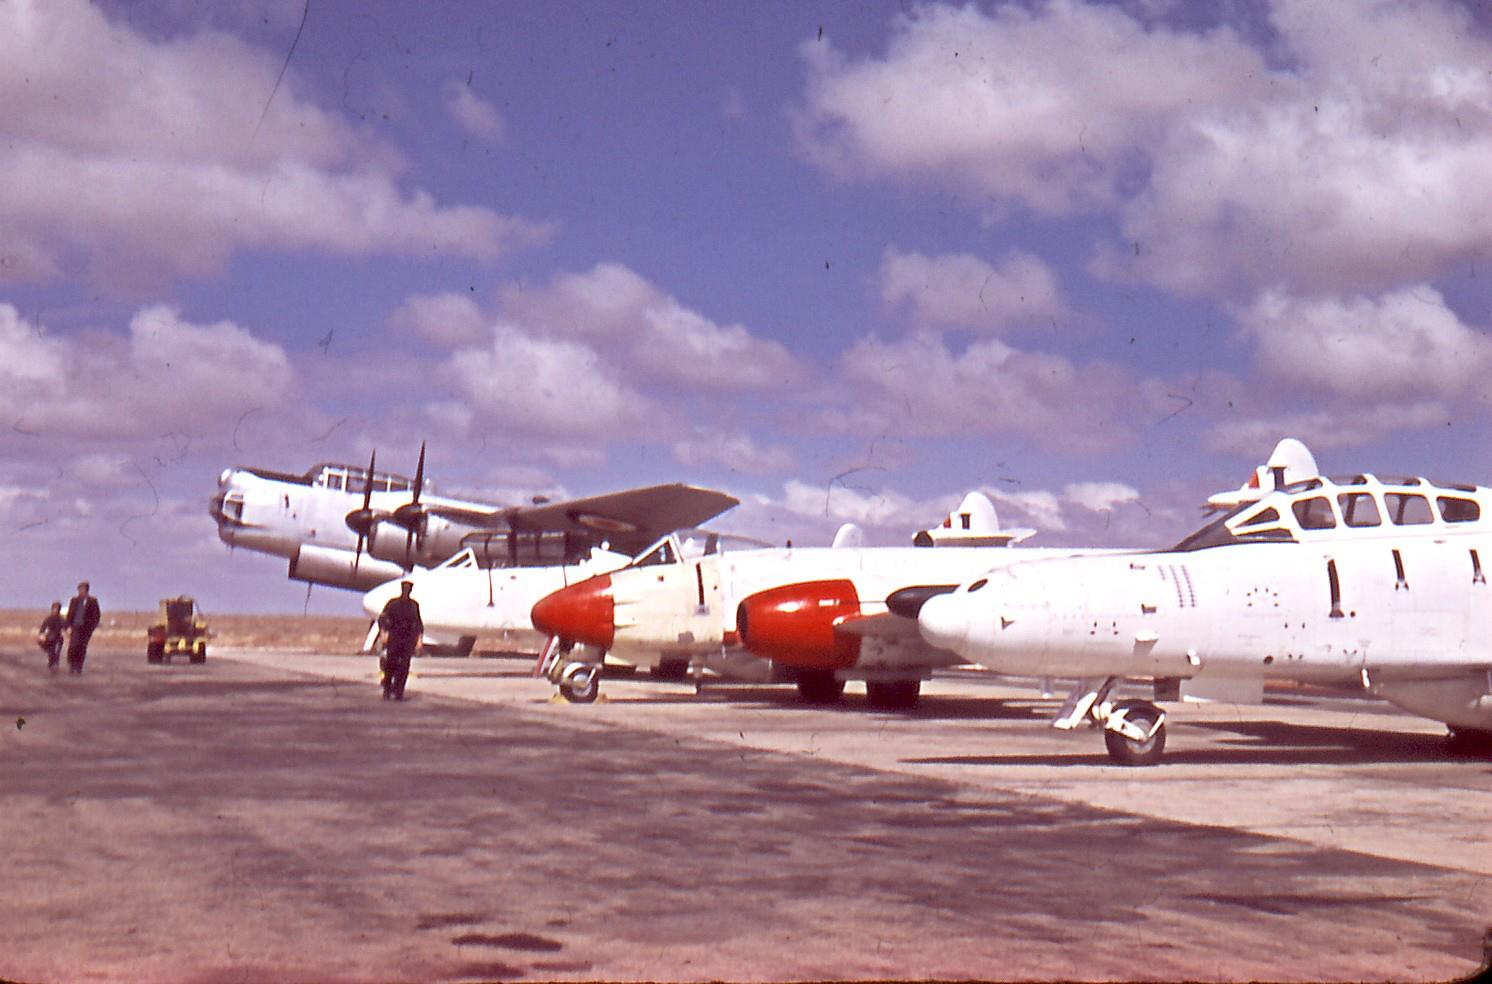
[865,679,920,710]
[1102,699,1166,766]
[558,662,600,704]
[796,669,845,704]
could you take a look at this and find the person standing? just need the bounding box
[37,602,65,673]
[377,580,422,701]
[65,582,101,675]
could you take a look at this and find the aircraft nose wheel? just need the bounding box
[1102,699,1167,766]
[558,662,600,703]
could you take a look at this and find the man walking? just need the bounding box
[65,581,101,675]
[377,580,422,701]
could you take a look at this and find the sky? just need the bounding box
[4,0,1492,615]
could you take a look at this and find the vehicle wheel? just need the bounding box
[191,646,207,664]
[865,679,920,710]
[147,641,164,664]
[796,669,845,704]
[558,663,600,704]
[1103,699,1166,766]
[651,658,689,681]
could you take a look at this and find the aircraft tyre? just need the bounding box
[865,679,920,710]
[1102,699,1166,766]
[559,662,600,704]
[796,670,845,704]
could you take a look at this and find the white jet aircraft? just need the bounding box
[918,469,1492,765]
[210,445,739,602]
[528,492,1107,704]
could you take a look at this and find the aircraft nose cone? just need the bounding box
[918,592,970,654]
[531,575,615,649]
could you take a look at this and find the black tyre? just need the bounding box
[559,664,600,704]
[1102,700,1166,766]
[796,669,845,704]
[147,641,164,664]
[865,679,921,710]
[190,646,207,664]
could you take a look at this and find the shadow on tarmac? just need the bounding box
[904,718,1490,768]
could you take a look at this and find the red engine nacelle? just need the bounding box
[736,579,862,669]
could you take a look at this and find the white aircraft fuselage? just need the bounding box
[920,473,1492,739]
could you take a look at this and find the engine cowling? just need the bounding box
[736,579,861,669]
[289,544,405,592]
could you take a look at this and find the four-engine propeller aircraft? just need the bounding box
[210,444,740,595]
[915,469,1492,765]
[529,492,1105,704]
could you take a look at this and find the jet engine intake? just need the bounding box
[736,579,862,669]
[290,544,406,592]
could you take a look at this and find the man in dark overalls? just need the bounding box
[65,582,101,675]
[377,580,423,701]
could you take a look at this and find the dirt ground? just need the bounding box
[0,607,369,653]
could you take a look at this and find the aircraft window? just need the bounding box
[1438,481,1477,493]
[631,540,679,568]
[1233,506,1280,530]
[967,578,988,593]
[325,474,344,492]
[1437,496,1480,523]
[1280,478,1323,493]
[1386,493,1433,525]
[1174,503,1297,550]
[222,495,244,522]
[1377,476,1421,487]
[1291,496,1336,530]
[1337,493,1381,528]
[1329,474,1369,486]
[347,476,368,495]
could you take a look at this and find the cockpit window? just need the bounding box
[1437,496,1480,523]
[1337,493,1381,528]
[1329,474,1369,486]
[1386,493,1433,525]
[631,539,679,568]
[967,578,988,593]
[325,474,344,492]
[1173,502,1296,551]
[1234,506,1279,530]
[1292,496,1336,530]
[1280,478,1324,493]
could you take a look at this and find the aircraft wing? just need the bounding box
[427,483,740,555]
[834,611,921,640]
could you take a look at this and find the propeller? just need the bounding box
[344,448,378,572]
[391,441,427,567]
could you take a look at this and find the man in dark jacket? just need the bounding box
[65,582,101,675]
[377,580,422,701]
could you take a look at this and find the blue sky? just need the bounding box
[4,0,1492,613]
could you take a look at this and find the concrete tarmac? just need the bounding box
[2,645,1489,983]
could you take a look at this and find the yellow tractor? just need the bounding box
[147,596,210,664]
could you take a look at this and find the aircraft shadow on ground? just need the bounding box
[902,718,1488,768]
[593,681,1053,721]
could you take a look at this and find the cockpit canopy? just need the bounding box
[1173,474,1486,551]
[311,463,417,495]
[626,529,773,569]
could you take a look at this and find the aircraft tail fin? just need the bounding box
[831,523,865,549]
[1206,437,1321,510]
[913,491,1035,547]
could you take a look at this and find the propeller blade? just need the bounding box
[352,448,377,572]
[411,441,425,505]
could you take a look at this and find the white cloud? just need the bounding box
[798,1,1492,298]
[0,302,293,440]
[986,488,1066,532]
[389,292,490,348]
[1205,401,1450,455]
[0,1,550,289]
[879,247,1069,332]
[1236,286,1492,398]
[445,81,506,142]
[494,262,803,391]
[673,431,796,475]
[837,333,1139,452]
[1064,481,1140,512]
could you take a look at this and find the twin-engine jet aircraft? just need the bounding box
[210,446,739,595]
[528,492,1107,704]
[917,471,1492,765]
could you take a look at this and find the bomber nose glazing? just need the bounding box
[530,575,616,649]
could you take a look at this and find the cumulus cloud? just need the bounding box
[986,488,1066,532]
[837,333,1139,453]
[673,431,796,475]
[880,247,1069,332]
[1064,481,1141,513]
[389,292,490,348]
[0,302,293,440]
[493,262,803,391]
[1205,401,1450,455]
[798,1,1492,298]
[1235,286,1492,399]
[445,80,506,142]
[0,1,550,289]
